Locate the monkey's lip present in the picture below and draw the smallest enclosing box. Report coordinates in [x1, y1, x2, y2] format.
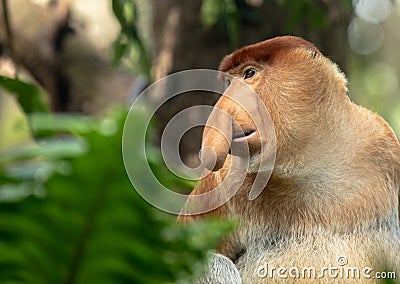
[232, 130, 257, 143]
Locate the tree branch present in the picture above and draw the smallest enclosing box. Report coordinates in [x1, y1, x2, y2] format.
[1, 0, 13, 51]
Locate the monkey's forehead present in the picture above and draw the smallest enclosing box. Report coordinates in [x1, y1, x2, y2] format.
[218, 36, 321, 73]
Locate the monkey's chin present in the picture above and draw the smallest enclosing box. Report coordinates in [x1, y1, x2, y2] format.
[247, 154, 261, 173]
[243, 150, 274, 174]
[230, 152, 261, 173]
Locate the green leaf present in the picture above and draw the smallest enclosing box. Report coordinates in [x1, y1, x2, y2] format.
[0, 76, 48, 113]
[111, 0, 128, 27]
[29, 113, 93, 135]
[0, 138, 88, 164]
[111, 0, 151, 77]
[112, 36, 129, 65]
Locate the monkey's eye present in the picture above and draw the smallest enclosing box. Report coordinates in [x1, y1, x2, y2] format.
[224, 77, 232, 89]
[243, 68, 256, 79]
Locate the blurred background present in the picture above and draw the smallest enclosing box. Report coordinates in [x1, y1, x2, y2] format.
[0, 0, 399, 283]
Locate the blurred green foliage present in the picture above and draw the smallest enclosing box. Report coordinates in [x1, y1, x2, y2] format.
[349, 56, 400, 136]
[112, 0, 351, 74]
[200, 0, 348, 47]
[276, 0, 327, 32]
[112, 0, 151, 78]
[201, 0, 241, 46]
[0, 106, 232, 283]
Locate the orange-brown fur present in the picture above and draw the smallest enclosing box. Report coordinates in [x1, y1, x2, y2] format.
[180, 36, 400, 283]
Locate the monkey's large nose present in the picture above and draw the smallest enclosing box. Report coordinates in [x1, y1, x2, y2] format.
[200, 126, 231, 171]
[200, 109, 232, 171]
[199, 146, 218, 171]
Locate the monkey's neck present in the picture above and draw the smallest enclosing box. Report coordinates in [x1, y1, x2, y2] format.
[253, 105, 399, 232]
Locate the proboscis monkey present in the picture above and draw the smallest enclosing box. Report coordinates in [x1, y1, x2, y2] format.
[180, 36, 400, 283]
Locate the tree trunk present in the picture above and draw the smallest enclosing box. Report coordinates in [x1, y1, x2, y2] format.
[0, 0, 135, 113]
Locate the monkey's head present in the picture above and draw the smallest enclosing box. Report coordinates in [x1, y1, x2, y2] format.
[200, 36, 349, 175]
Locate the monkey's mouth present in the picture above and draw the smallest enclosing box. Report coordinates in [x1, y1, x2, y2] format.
[232, 130, 256, 143]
